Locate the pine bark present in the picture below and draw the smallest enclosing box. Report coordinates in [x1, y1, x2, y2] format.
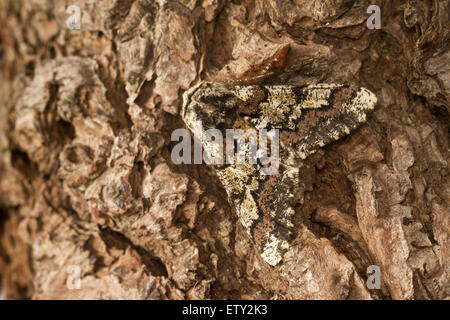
[0, 0, 448, 299]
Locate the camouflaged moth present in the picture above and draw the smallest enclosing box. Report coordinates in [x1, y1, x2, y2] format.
[181, 81, 377, 266]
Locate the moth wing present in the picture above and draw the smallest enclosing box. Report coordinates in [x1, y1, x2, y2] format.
[216, 162, 298, 266]
[232, 84, 377, 166]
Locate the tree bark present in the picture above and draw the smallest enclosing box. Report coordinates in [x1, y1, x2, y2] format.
[0, 0, 448, 299]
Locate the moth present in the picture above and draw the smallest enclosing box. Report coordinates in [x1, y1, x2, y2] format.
[181, 82, 377, 266]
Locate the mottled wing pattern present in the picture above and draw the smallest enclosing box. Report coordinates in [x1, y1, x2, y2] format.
[182, 82, 377, 265]
[230, 83, 377, 166]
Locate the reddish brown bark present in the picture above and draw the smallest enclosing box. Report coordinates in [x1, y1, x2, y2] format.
[0, 0, 448, 299]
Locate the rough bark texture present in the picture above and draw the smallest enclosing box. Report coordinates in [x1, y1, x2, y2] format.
[0, 0, 449, 300]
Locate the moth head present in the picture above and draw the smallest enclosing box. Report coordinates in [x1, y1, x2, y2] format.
[182, 82, 240, 133]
